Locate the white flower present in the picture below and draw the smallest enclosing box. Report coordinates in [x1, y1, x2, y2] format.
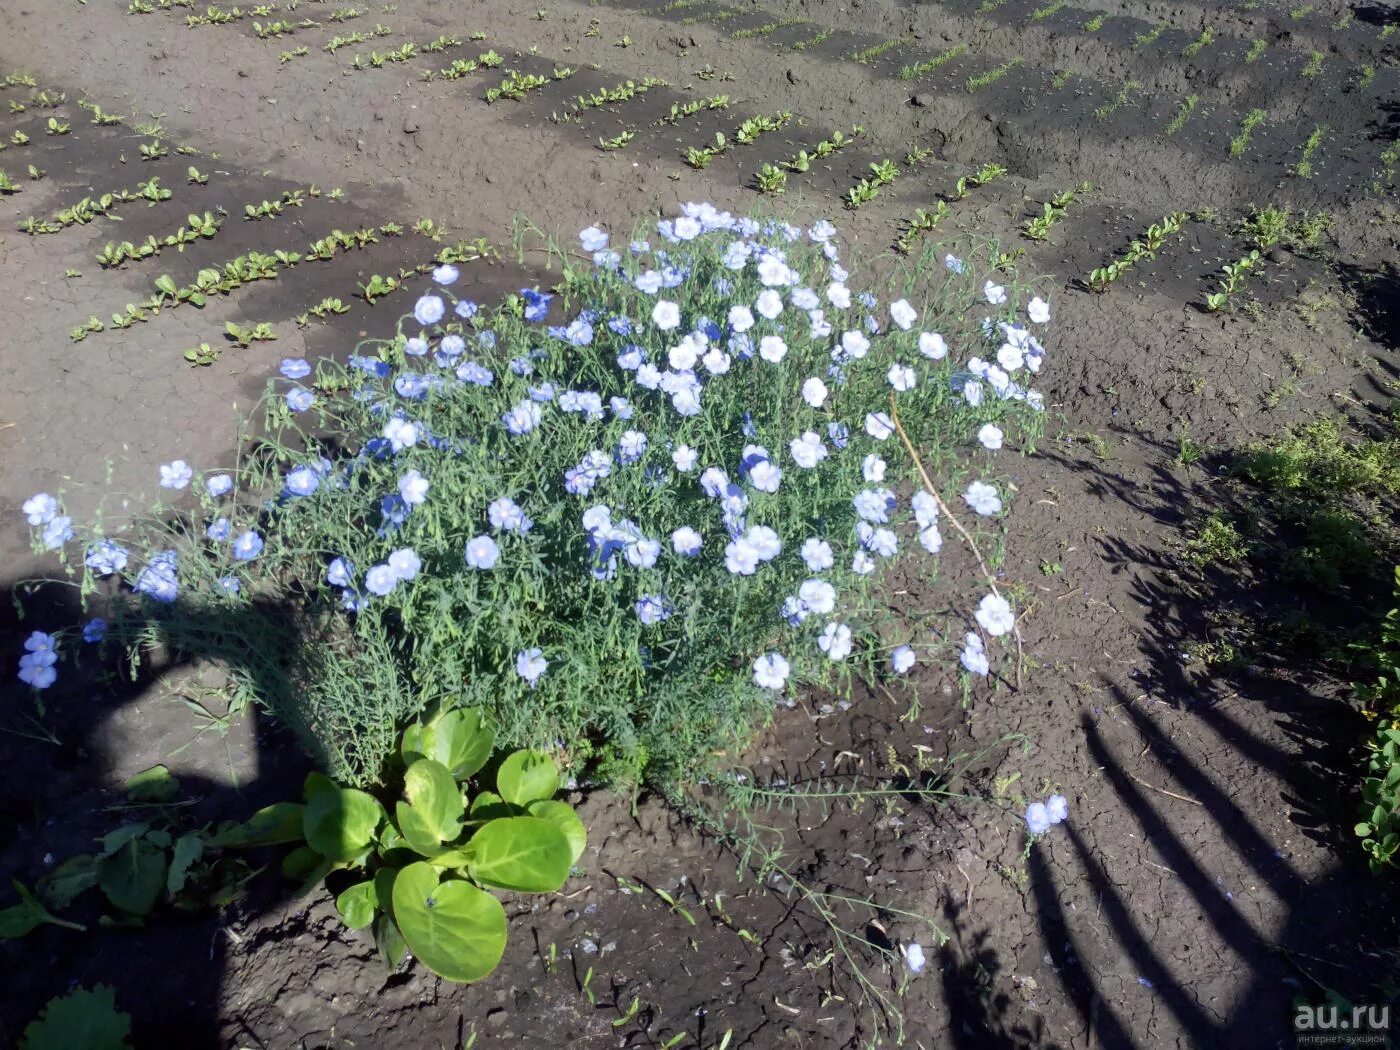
[840, 330, 870, 358]
[398, 469, 430, 505]
[757, 254, 794, 287]
[747, 526, 782, 561]
[802, 377, 828, 407]
[963, 481, 1002, 516]
[750, 460, 783, 493]
[887, 363, 916, 392]
[1047, 794, 1069, 824]
[826, 282, 851, 309]
[728, 304, 755, 332]
[673, 216, 701, 241]
[758, 335, 787, 363]
[383, 417, 419, 452]
[862, 454, 886, 483]
[652, 300, 681, 331]
[672, 445, 698, 471]
[974, 593, 1015, 636]
[755, 289, 783, 320]
[799, 579, 837, 615]
[1026, 802, 1051, 836]
[818, 622, 853, 661]
[668, 339, 700, 371]
[753, 652, 790, 690]
[901, 942, 926, 974]
[672, 526, 703, 556]
[851, 551, 876, 575]
[864, 412, 894, 441]
[726, 538, 760, 575]
[996, 342, 1024, 372]
[889, 298, 917, 331]
[159, 460, 193, 489]
[977, 424, 1004, 451]
[801, 538, 834, 571]
[983, 280, 1007, 305]
[962, 380, 984, 407]
[703, 348, 731, 375]
[918, 524, 942, 553]
[1027, 296, 1050, 324]
[911, 490, 938, 527]
[891, 645, 916, 674]
[414, 295, 446, 326]
[579, 226, 609, 252]
[789, 432, 828, 469]
[961, 632, 988, 675]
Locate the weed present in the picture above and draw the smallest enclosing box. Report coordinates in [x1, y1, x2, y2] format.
[1083, 13, 1105, 30]
[966, 58, 1021, 92]
[896, 43, 966, 81]
[1301, 50, 1324, 78]
[1244, 39, 1267, 63]
[851, 37, 907, 64]
[1133, 24, 1164, 50]
[1164, 95, 1199, 136]
[1181, 29, 1214, 59]
[732, 17, 802, 39]
[1291, 125, 1326, 178]
[1229, 108, 1266, 158]
[1031, 1, 1066, 20]
[1094, 79, 1141, 120]
[1185, 514, 1250, 567]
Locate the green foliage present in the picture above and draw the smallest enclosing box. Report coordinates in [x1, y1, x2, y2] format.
[1185, 514, 1250, 567]
[1357, 568, 1400, 872]
[20, 986, 131, 1050]
[213, 710, 582, 983]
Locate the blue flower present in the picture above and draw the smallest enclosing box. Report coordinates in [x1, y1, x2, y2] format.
[521, 288, 553, 322]
[280, 358, 311, 379]
[456, 361, 494, 386]
[231, 531, 264, 562]
[206, 474, 234, 497]
[285, 387, 316, 412]
[503, 400, 542, 436]
[22, 493, 59, 526]
[83, 618, 107, 644]
[618, 430, 648, 465]
[398, 469, 430, 506]
[608, 315, 633, 336]
[1025, 802, 1051, 836]
[455, 299, 478, 318]
[579, 225, 609, 252]
[516, 647, 548, 686]
[135, 551, 179, 603]
[206, 517, 231, 542]
[415, 295, 446, 326]
[159, 460, 193, 489]
[285, 466, 320, 497]
[671, 526, 702, 556]
[327, 557, 355, 588]
[85, 539, 129, 576]
[365, 564, 398, 596]
[563, 317, 594, 346]
[218, 575, 241, 595]
[488, 497, 532, 534]
[380, 494, 411, 527]
[387, 547, 421, 581]
[41, 516, 73, 550]
[394, 373, 430, 400]
[636, 594, 674, 625]
[465, 535, 500, 569]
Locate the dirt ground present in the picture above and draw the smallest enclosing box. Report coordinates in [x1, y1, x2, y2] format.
[1, 0, 1398, 1046]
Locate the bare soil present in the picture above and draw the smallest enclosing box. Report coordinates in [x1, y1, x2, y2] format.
[1, 0, 1398, 1046]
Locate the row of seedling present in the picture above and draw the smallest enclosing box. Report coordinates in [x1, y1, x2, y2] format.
[755, 126, 863, 193]
[96, 211, 223, 268]
[325, 24, 394, 52]
[422, 50, 504, 81]
[1086, 212, 1190, 291]
[1022, 182, 1090, 241]
[244, 187, 307, 220]
[485, 67, 574, 104]
[654, 94, 730, 127]
[893, 162, 1008, 254]
[20, 177, 175, 235]
[844, 159, 901, 209]
[1203, 249, 1262, 312]
[684, 111, 792, 169]
[551, 77, 666, 124]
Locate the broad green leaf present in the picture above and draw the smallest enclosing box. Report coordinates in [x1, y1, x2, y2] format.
[280, 845, 323, 881]
[206, 802, 306, 848]
[303, 771, 338, 801]
[467, 817, 572, 893]
[432, 708, 495, 778]
[303, 786, 383, 862]
[1, 881, 85, 938]
[166, 835, 204, 896]
[468, 791, 515, 821]
[373, 912, 407, 971]
[36, 855, 99, 910]
[336, 881, 378, 929]
[124, 765, 179, 803]
[98, 823, 149, 858]
[404, 759, 464, 841]
[392, 862, 506, 983]
[528, 800, 587, 865]
[98, 838, 168, 915]
[496, 750, 558, 807]
[428, 848, 473, 869]
[19, 984, 131, 1050]
[154, 274, 177, 296]
[395, 801, 447, 858]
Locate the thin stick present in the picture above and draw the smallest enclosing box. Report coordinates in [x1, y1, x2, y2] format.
[888, 395, 1024, 687]
[1128, 770, 1203, 806]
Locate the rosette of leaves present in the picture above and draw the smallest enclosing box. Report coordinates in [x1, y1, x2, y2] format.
[209, 707, 584, 982]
